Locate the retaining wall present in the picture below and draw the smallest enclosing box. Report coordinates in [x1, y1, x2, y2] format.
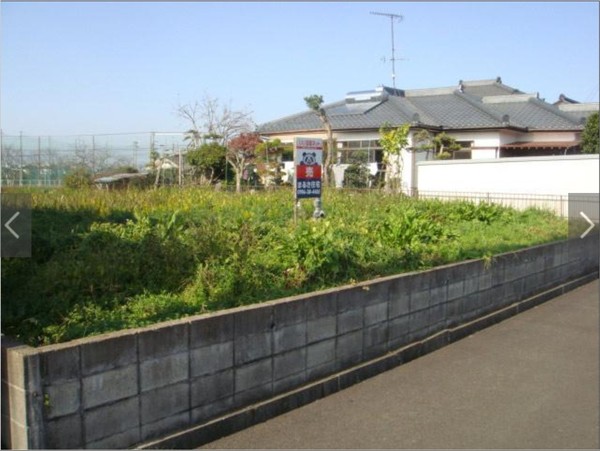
[2, 235, 599, 449]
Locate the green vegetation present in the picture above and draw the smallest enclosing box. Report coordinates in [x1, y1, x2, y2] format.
[581, 111, 599, 154]
[1, 187, 567, 346]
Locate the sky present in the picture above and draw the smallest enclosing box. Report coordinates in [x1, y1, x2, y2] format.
[1, 1, 599, 137]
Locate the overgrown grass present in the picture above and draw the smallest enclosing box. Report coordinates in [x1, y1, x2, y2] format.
[1, 187, 567, 346]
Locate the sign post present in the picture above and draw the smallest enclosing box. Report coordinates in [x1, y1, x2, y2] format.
[294, 138, 324, 223]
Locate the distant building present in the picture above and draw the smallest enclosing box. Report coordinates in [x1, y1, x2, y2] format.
[258, 77, 599, 190]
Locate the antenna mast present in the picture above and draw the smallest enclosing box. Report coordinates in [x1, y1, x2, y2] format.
[370, 11, 403, 89]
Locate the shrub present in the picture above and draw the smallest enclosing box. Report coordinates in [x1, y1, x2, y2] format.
[63, 167, 93, 188]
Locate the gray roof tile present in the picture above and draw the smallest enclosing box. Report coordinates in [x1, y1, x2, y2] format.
[258, 78, 591, 134]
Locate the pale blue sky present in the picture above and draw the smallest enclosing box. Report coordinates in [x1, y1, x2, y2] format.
[1, 1, 599, 136]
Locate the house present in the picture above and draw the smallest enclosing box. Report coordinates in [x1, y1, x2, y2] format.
[258, 77, 599, 190]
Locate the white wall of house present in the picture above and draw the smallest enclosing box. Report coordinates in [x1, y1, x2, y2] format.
[417, 154, 599, 196]
[269, 128, 587, 189]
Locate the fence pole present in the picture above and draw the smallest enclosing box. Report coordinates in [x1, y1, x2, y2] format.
[19, 131, 23, 186]
[37, 136, 42, 186]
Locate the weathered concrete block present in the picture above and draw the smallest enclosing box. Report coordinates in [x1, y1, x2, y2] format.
[83, 364, 137, 409]
[360, 281, 390, 307]
[408, 309, 430, 335]
[190, 342, 233, 378]
[141, 411, 189, 442]
[235, 382, 272, 407]
[141, 381, 190, 425]
[336, 330, 363, 368]
[274, 348, 306, 381]
[490, 260, 506, 288]
[489, 285, 508, 309]
[363, 323, 388, 359]
[235, 359, 272, 393]
[139, 322, 188, 361]
[45, 413, 83, 449]
[306, 360, 336, 381]
[504, 278, 524, 304]
[306, 292, 337, 320]
[479, 271, 493, 291]
[388, 314, 409, 349]
[410, 289, 430, 312]
[503, 261, 523, 283]
[273, 322, 306, 354]
[431, 266, 451, 289]
[81, 333, 137, 376]
[234, 305, 273, 336]
[463, 275, 479, 295]
[409, 271, 433, 292]
[337, 286, 365, 313]
[191, 369, 234, 408]
[306, 339, 335, 369]
[364, 301, 387, 327]
[447, 280, 464, 301]
[306, 316, 336, 344]
[430, 285, 447, 306]
[40, 346, 80, 383]
[140, 352, 189, 392]
[273, 370, 307, 395]
[190, 312, 234, 349]
[428, 303, 447, 333]
[235, 332, 272, 365]
[88, 426, 140, 449]
[273, 298, 307, 327]
[44, 379, 80, 419]
[337, 308, 363, 335]
[388, 277, 410, 318]
[523, 273, 543, 298]
[85, 396, 139, 443]
[191, 396, 235, 425]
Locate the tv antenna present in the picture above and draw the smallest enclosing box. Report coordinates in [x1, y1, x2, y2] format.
[370, 11, 404, 89]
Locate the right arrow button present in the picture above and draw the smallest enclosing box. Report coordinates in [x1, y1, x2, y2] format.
[579, 211, 596, 239]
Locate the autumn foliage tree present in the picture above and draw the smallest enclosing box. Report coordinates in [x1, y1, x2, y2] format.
[227, 132, 262, 192]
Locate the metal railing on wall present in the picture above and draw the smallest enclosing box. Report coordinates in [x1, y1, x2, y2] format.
[413, 190, 568, 216]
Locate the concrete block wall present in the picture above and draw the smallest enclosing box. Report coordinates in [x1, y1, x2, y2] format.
[2, 234, 598, 449]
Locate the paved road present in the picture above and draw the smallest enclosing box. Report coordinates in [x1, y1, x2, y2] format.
[203, 280, 599, 449]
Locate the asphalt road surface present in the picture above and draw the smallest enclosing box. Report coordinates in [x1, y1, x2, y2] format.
[202, 280, 599, 449]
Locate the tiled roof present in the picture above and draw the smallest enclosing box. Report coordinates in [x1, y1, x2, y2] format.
[258, 78, 596, 134]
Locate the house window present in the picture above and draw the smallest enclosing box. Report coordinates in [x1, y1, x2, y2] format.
[453, 141, 473, 159]
[337, 140, 382, 164]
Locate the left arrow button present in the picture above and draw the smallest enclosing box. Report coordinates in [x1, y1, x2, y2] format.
[5, 211, 20, 239]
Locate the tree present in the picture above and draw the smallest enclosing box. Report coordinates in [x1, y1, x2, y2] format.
[343, 164, 371, 189]
[304, 95, 334, 187]
[379, 123, 410, 193]
[581, 112, 599, 154]
[255, 138, 285, 186]
[433, 132, 461, 159]
[186, 142, 227, 185]
[410, 130, 461, 159]
[177, 94, 254, 147]
[227, 132, 262, 193]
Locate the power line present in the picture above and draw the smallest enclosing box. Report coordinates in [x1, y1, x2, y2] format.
[370, 11, 404, 90]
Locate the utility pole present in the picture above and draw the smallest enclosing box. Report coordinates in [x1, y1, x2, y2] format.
[370, 11, 404, 90]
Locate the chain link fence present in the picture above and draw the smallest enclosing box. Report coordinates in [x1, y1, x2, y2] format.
[1, 132, 187, 186]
